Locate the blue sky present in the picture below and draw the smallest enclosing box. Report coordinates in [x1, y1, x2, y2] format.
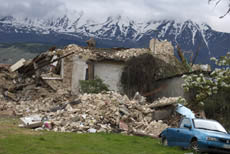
[0, 0, 229, 32]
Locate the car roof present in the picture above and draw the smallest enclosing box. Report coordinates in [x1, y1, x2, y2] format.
[182, 117, 218, 122]
[193, 118, 218, 122]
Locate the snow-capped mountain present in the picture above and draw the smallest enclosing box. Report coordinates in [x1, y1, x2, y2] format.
[0, 15, 230, 64]
[0, 15, 211, 42]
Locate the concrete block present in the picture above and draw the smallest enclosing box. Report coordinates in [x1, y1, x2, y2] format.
[10, 58, 26, 72]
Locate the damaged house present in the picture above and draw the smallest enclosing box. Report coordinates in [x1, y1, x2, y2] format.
[59, 39, 188, 99]
[0, 39, 202, 135]
[7, 39, 192, 101]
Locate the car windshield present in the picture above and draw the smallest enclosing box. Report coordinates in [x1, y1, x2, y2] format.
[194, 119, 227, 133]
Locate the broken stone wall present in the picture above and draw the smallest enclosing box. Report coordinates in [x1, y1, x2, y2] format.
[61, 59, 64, 78]
[149, 39, 174, 56]
[71, 55, 88, 95]
[63, 54, 74, 90]
[152, 77, 185, 100]
[94, 61, 125, 92]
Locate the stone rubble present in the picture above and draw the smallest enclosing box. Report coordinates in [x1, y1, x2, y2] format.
[60, 44, 150, 62]
[0, 88, 185, 137]
[0, 41, 186, 102]
[148, 97, 186, 109]
[0, 42, 186, 137]
[58, 40, 180, 65]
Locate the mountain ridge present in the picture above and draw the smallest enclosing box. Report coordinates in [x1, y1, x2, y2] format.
[0, 15, 230, 65]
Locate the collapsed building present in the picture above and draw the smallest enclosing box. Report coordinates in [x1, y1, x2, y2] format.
[33, 39, 187, 98]
[4, 39, 188, 98]
[0, 39, 202, 137]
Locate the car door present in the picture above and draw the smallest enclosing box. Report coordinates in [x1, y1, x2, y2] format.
[166, 128, 182, 146]
[176, 118, 193, 147]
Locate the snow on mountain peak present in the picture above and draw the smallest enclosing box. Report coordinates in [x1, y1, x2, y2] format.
[0, 14, 213, 44]
[1, 14, 229, 66]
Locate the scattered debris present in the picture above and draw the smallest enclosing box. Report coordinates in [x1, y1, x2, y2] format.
[20, 114, 43, 128]
[9, 58, 26, 72]
[133, 92, 146, 105]
[0, 43, 191, 138]
[44, 121, 54, 130]
[1, 88, 186, 137]
[147, 97, 181, 109]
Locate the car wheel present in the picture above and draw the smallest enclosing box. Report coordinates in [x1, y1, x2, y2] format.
[190, 140, 200, 154]
[161, 137, 168, 146]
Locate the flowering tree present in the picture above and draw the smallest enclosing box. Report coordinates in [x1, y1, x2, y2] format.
[182, 52, 230, 105]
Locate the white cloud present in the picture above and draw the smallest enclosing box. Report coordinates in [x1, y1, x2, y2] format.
[0, 0, 66, 17]
[0, 0, 229, 32]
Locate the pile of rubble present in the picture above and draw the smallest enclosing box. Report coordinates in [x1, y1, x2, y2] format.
[61, 44, 150, 61]
[1, 88, 185, 137]
[43, 92, 170, 136]
[0, 50, 71, 102]
[0, 41, 186, 101]
[0, 69, 64, 101]
[0, 58, 185, 137]
[60, 44, 182, 66]
[0, 43, 188, 137]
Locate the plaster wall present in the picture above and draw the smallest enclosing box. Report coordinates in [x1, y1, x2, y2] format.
[94, 62, 125, 92]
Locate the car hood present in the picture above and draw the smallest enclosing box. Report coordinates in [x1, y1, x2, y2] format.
[196, 129, 230, 139]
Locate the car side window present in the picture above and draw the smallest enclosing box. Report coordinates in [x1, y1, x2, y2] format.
[180, 118, 191, 129]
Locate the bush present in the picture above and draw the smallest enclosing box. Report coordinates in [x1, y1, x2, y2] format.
[79, 77, 109, 94]
[120, 53, 187, 100]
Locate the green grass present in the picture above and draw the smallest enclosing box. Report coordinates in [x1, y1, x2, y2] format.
[0, 117, 189, 154]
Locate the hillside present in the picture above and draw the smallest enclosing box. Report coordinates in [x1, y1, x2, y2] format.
[0, 43, 56, 64]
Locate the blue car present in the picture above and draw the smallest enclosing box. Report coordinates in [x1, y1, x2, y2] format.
[159, 117, 230, 153]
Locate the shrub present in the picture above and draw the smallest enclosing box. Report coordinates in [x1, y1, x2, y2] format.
[120, 53, 187, 100]
[79, 77, 109, 94]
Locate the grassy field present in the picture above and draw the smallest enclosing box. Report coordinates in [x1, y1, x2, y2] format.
[0, 117, 189, 154]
